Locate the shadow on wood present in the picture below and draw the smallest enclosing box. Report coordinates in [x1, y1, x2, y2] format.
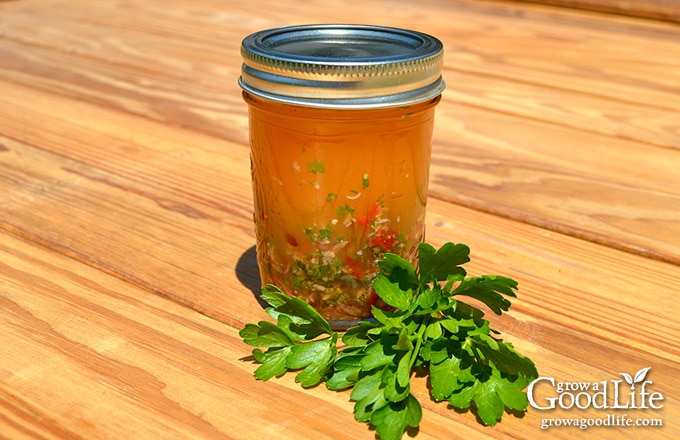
[236, 245, 267, 309]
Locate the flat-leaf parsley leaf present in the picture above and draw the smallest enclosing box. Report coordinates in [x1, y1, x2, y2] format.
[240, 242, 538, 439]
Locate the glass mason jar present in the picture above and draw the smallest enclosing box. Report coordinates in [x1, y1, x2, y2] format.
[239, 24, 445, 329]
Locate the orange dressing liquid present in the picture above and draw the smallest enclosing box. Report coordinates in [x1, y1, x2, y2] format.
[245, 91, 439, 322]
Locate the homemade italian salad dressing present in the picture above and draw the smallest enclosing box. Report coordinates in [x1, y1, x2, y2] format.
[239, 25, 445, 328]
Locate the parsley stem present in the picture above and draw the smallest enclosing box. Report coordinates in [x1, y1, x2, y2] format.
[409, 316, 429, 370]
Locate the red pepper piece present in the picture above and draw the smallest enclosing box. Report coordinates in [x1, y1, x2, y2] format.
[369, 230, 398, 251]
[356, 202, 382, 226]
[344, 256, 365, 278]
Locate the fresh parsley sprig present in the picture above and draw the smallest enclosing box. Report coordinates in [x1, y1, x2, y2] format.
[240, 242, 538, 440]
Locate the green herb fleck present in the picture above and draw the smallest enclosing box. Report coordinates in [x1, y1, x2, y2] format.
[240, 242, 538, 440]
[336, 203, 355, 217]
[362, 173, 370, 189]
[326, 193, 337, 202]
[308, 160, 325, 174]
[318, 224, 334, 242]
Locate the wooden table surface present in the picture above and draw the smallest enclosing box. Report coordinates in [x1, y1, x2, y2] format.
[1, 0, 679, 439]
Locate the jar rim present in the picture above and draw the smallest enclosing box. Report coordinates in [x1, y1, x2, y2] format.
[238, 24, 445, 109]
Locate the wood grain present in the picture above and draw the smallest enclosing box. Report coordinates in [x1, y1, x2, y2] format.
[1, 0, 679, 439]
[505, 0, 680, 23]
[0, 232, 372, 440]
[1, 0, 678, 265]
[429, 104, 680, 264]
[2, 145, 679, 438]
[2, 126, 678, 352]
[1, 70, 678, 266]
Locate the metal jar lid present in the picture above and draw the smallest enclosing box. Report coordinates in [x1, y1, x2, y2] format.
[239, 24, 445, 108]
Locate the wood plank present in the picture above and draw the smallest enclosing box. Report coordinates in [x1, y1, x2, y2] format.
[0, 38, 246, 144]
[0, 0, 246, 81]
[1, 80, 678, 265]
[0, 136, 257, 329]
[1, 127, 679, 368]
[506, 0, 680, 23]
[1, 79, 678, 440]
[1, 1, 678, 151]
[444, 70, 680, 149]
[2, 150, 679, 438]
[1, 0, 678, 166]
[217, 0, 680, 114]
[0, 387, 77, 440]
[436, 2, 680, 114]
[0, 79, 249, 210]
[2, 1, 679, 439]
[429, 105, 680, 264]
[2, 0, 680, 115]
[0, 232, 372, 440]
[1, 34, 677, 152]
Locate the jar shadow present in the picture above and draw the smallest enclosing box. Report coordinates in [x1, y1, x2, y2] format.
[235, 245, 267, 309]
